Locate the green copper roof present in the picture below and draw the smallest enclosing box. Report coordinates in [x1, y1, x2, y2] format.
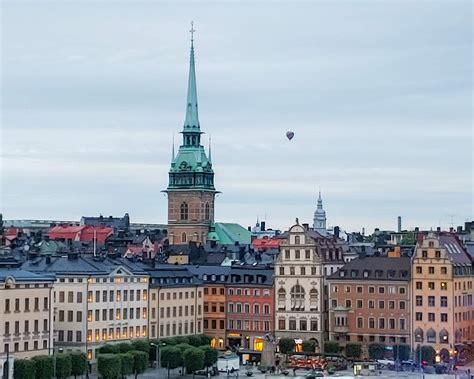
[183, 39, 200, 131]
[207, 223, 251, 245]
[170, 145, 212, 173]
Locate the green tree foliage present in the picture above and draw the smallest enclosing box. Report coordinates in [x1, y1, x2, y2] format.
[302, 340, 317, 353]
[400, 232, 416, 245]
[161, 337, 177, 345]
[55, 354, 72, 379]
[368, 343, 385, 360]
[175, 343, 193, 354]
[345, 343, 362, 358]
[199, 335, 212, 346]
[394, 344, 410, 361]
[278, 338, 295, 355]
[98, 354, 121, 379]
[188, 335, 203, 347]
[130, 350, 148, 379]
[117, 343, 133, 353]
[32, 355, 54, 379]
[0, 213, 4, 236]
[324, 341, 340, 354]
[161, 346, 183, 374]
[131, 340, 150, 354]
[173, 336, 190, 345]
[183, 347, 205, 374]
[119, 353, 134, 377]
[416, 346, 436, 364]
[13, 359, 36, 379]
[99, 345, 120, 354]
[199, 346, 218, 368]
[70, 352, 87, 379]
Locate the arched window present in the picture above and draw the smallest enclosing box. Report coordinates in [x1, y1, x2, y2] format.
[181, 232, 187, 243]
[263, 304, 270, 314]
[439, 329, 449, 344]
[427, 328, 436, 343]
[278, 288, 286, 310]
[414, 327, 424, 342]
[228, 303, 234, 313]
[205, 203, 210, 220]
[180, 202, 188, 220]
[310, 288, 319, 310]
[244, 303, 250, 313]
[290, 284, 305, 311]
[253, 303, 260, 314]
[236, 303, 242, 313]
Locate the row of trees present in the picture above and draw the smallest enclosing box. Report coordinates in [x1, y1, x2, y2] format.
[14, 352, 87, 379]
[277, 339, 435, 363]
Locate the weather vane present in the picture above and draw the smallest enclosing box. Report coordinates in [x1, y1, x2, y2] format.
[190, 21, 195, 42]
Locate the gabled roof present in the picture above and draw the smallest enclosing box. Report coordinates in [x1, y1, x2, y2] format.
[211, 223, 251, 245]
[0, 268, 55, 282]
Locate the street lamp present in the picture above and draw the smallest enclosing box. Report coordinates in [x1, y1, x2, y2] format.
[150, 342, 166, 370]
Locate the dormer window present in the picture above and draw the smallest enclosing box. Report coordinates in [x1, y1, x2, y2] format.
[388, 270, 395, 278]
[363, 270, 370, 278]
[211, 275, 216, 281]
[339, 270, 345, 277]
[422, 250, 428, 258]
[375, 270, 383, 278]
[203, 275, 208, 281]
[351, 270, 358, 278]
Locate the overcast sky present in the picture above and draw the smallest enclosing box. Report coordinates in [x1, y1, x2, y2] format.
[1, 1, 472, 233]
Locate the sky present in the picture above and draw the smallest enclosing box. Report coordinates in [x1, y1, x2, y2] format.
[1, 0, 472, 233]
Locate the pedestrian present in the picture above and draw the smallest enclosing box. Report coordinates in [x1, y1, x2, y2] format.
[293, 367, 296, 376]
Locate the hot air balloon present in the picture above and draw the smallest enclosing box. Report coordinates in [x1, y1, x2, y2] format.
[286, 131, 294, 141]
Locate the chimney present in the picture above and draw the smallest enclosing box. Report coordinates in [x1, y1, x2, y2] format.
[302, 223, 309, 231]
[437, 227, 441, 232]
[415, 227, 419, 233]
[260, 221, 266, 231]
[457, 226, 463, 234]
[397, 216, 402, 233]
[362, 227, 365, 236]
[449, 227, 454, 233]
[334, 226, 340, 239]
[45, 256, 51, 265]
[248, 226, 251, 232]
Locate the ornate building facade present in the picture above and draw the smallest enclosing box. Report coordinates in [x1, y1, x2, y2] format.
[274, 223, 325, 351]
[165, 31, 218, 245]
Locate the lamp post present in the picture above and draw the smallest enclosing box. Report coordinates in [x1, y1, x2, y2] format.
[150, 342, 166, 370]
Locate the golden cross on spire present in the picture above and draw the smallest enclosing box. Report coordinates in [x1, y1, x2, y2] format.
[190, 21, 195, 42]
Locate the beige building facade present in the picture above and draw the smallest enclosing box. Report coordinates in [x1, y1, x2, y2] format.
[0, 269, 55, 377]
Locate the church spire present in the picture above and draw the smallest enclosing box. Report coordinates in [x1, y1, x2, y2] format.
[171, 134, 175, 163]
[208, 134, 212, 163]
[183, 21, 200, 131]
[313, 189, 327, 235]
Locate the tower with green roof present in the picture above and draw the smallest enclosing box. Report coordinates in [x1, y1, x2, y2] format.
[164, 24, 218, 245]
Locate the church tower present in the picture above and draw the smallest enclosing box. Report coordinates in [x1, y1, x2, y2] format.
[313, 190, 327, 236]
[164, 24, 218, 245]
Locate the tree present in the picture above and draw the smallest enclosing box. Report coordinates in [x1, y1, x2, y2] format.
[70, 352, 87, 379]
[0, 213, 4, 237]
[416, 346, 436, 364]
[119, 353, 134, 377]
[199, 346, 218, 372]
[117, 343, 133, 353]
[302, 340, 317, 354]
[175, 343, 193, 354]
[55, 354, 72, 379]
[345, 343, 362, 359]
[98, 354, 121, 379]
[393, 344, 410, 361]
[324, 341, 340, 354]
[32, 355, 54, 379]
[13, 359, 36, 379]
[99, 345, 120, 354]
[173, 336, 190, 345]
[199, 335, 212, 346]
[130, 350, 148, 379]
[188, 335, 203, 347]
[183, 347, 205, 375]
[131, 340, 150, 354]
[278, 338, 295, 355]
[400, 232, 416, 245]
[161, 346, 182, 376]
[161, 337, 178, 346]
[368, 343, 385, 360]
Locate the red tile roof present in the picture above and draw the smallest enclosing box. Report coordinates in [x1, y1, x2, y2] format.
[48, 225, 113, 243]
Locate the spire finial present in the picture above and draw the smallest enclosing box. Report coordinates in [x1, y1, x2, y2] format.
[171, 134, 175, 163]
[190, 21, 195, 43]
[208, 134, 212, 163]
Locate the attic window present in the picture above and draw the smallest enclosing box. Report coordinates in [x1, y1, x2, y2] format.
[388, 270, 395, 278]
[375, 270, 383, 278]
[363, 270, 370, 278]
[351, 270, 358, 278]
[400, 270, 408, 278]
[339, 270, 345, 277]
[203, 275, 208, 281]
[211, 275, 216, 281]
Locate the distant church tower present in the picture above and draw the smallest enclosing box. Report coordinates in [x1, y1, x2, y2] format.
[164, 24, 218, 245]
[313, 190, 327, 236]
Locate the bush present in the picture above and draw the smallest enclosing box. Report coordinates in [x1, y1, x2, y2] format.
[161, 346, 182, 370]
[161, 337, 177, 346]
[199, 345, 218, 368]
[173, 336, 190, 345]
[131, 340, 150, 354]
[32, 355, 54, 379]
[130, 350, 148, 377]
[368, 343, 385, 360]
[345, 343, 362, 359]
[70, 352, 87, 378]
[119, 353, 134, 376]
[188, 335, 203, 347]
[183, 347, 205, 374]
[324, 341, 340, 354]
[175, 343, 193, 354]
[98, 354, 121, 379]
[278, 338, 295, 355]
[13, 359, 36, 379]
[394, 344, 410, 361]
[55, 354, 72, 379]
[302, 340, 317, 353]
[117, 343, 133, 353]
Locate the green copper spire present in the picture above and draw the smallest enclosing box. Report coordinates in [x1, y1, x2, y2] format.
[183, 22, 200, 131]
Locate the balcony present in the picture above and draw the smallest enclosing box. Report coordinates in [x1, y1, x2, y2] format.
[333, 325, 349, 333]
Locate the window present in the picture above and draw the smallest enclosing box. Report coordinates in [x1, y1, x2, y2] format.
[378, 300, 385, 309]
[204, 203, 210, 220]
[278, 319, 285, 330]
[300, 267, 306, 275]
[295, 236, 300, 244]
[416, 282, 422, 290]
[300, 320, 307, 331]
[290, 285, 305, 311]
[368, 318, 375, 329]
[278, 288, 286, 310]
[416, 266, 422, 274]
[356, 300, 363, 308]
[400, 319, 406, 330]
[24, 298, 29, 311]
[378, 318, 385, 329]
[345, 300, 351, 308]
[368, 286, 375, 294]
[441, 296, 448, 307]
[378, 287, 385, 294]
[357, 286, 363, 293]
[422, 250, 428, 258]
[368, 300, 374, 309]
[357, 317, 363, 328]
[399, 301, 406, 309]
[435, 250, 441, 258]
[279, 267, 284, 275]
[345, 286, 351, 293]
[429, 267, 434, 274]
[399, 287, 406, 294]
[440, 282, 447, 290]
[285, 250, 290, 259]
[305, 250, 310, 259]
[428, 296, 435, 307]
[181, 232, 187, 243]
[428, 282, 435, 290]
[441, 266, 447, 274]
[416, 296, 423, 306]
[441, 313, 448, 322]
[290, 267, 295, 275]
[288, 319, 296, 330]
[5, 299, 10, 312]
[428, 313, 435, 322]
[389, 318, 395, 329]
[415, 312, 422, 321]
[309, 289, 318, 310]
[389, 301, 395, 309]
[180, 202, 188, 220]
[295, 250, 300, 259]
